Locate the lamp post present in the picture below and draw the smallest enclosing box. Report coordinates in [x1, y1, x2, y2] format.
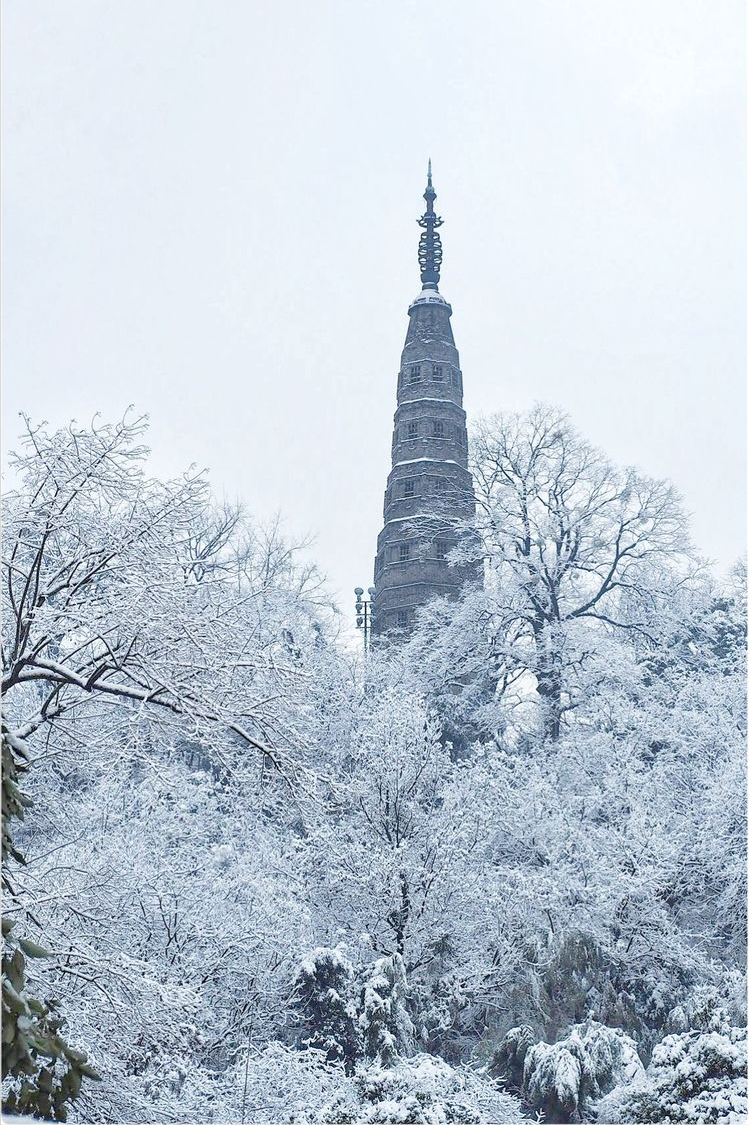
[354, 586, 376, 652]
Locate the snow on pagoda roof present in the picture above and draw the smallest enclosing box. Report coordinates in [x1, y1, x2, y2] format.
[408, 287, 451, 311]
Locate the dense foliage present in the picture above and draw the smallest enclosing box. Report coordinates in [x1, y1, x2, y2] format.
[597, 1007, 747, 1124]
[2, 409, 745, 1123]
[2, 728, 99, 1121]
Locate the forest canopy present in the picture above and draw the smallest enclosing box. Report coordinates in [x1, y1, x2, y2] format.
[2, 409, 746, 1124]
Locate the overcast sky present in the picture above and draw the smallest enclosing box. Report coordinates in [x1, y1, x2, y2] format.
[3, 0, 746, 626]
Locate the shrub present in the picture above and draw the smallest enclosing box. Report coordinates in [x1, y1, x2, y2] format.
[495, 1018, 644, 1122]
[490, 1024, 535, 1092]
[319, 1053, 524, 1124]
[599, 1019, 747, 1124]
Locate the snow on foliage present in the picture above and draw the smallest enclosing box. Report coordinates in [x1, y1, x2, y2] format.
[237, 1043, 348, 1124]
[293, 948, 359, 1073]
[598, 1016, 748, 1124]
[319, 1053, 525, 1124]
[1, 410, 745, 1123]
[360, 955, 414, 1066]
[505, 1019, 645, 1122]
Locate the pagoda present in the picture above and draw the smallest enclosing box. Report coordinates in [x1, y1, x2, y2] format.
[371, 164, 479, 636]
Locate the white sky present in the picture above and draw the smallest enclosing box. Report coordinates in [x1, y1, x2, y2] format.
[2, 0, 746, 624]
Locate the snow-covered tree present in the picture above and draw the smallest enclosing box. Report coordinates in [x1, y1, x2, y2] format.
[320, 1054, 525, 1124]
[2, 726, 99, 1121]
[360, 954, 414, 1066]
[293, 948, 359, 1073]
[2, 414, 334, 779]
[517, 1019, 644, 1122]
[301, 689, 525, 1056]
[599, 1016, 747, 1124]
[1, 415, 344, 1119]
[410, 403, 693, 742]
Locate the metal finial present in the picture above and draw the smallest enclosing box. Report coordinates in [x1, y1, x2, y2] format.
[417, 162, 443, 289]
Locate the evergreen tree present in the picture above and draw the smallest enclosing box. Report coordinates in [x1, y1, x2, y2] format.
[511, 1019, 645, 1123]
[2, 726, 99, 1121]
[293, 948, 359, 1074]
[360, 954, 414, 1066]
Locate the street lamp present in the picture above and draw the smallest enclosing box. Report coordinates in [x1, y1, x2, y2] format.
[354, 586, 376, 652]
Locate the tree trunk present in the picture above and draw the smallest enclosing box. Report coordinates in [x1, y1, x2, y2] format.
[534, 620, 563, 741]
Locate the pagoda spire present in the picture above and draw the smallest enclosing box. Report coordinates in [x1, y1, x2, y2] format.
[417, 159, 444, 291]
